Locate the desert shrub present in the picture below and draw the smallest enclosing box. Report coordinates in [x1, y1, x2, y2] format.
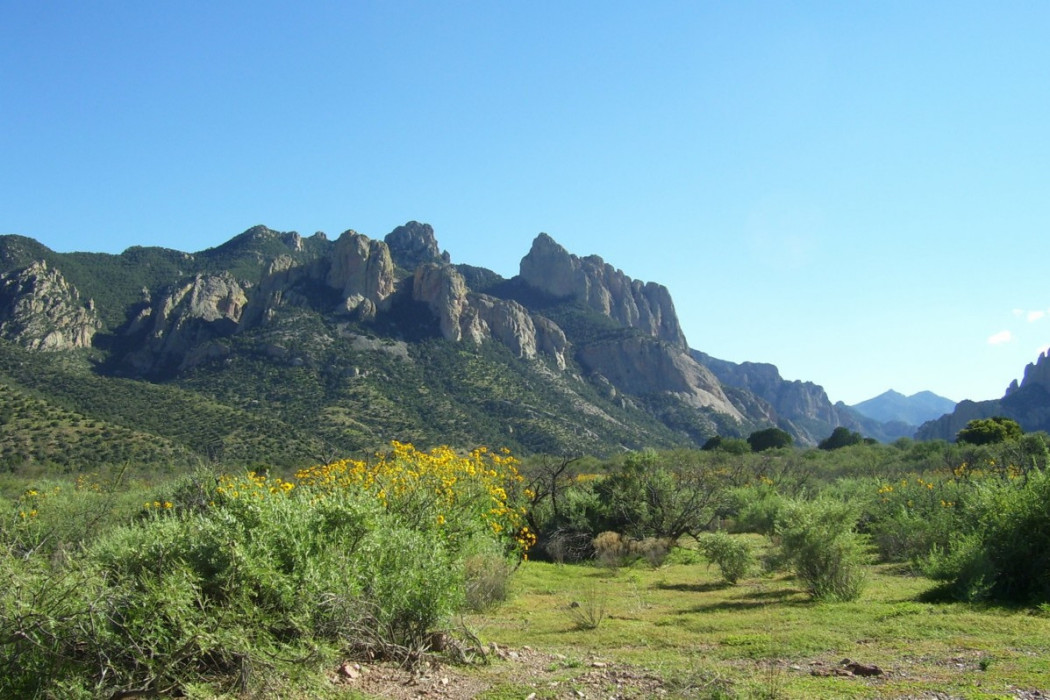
[922, 468, 1050, 603]
[0, 442, 532, 696]
[776, 498, 869, 601]
[594, 450, 738, 541]
[542, 527, 595, 564]
[592, 531, 672, 569]
[464, 548, 515, 611]
[528, 480, 602, 562]
[4, 473, 152, 558]
[922, 533, 996, 602]
[593, 530, 627, 568]
[628, 536, 672, 568]
[831, 474, 956, 564]
[697, 531, 754, 584]
[730, 484, 787, 537]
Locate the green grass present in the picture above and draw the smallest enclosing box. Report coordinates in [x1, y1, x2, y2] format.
[464, 541, 1050, 699]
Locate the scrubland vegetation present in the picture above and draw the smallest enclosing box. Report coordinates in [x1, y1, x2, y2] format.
[3, 425, 1050, 697]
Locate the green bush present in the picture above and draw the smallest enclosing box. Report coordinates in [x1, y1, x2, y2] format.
[776, 499, 869, 601]
[860, 475, 968, 564]
[922, 468, 1050, 603]
[730, 484, 786, 537]
[0, 447, 529, 696]
[697, 531, 753, 584]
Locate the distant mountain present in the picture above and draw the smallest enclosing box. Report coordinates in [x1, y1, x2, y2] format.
[851, 390, 956, 427]
[916, 352, 1050, 441]
[0, 221, 919, 471]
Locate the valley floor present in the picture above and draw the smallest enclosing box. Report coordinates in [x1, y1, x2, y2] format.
[333, 553, 1050, 699]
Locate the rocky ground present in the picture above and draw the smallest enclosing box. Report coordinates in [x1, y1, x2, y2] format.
[327, 645, 1050, 700]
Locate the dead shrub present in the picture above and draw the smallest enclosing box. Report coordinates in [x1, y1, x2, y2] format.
[463, 553, 513, 611]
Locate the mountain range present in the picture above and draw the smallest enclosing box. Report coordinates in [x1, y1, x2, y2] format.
[851, 390, 957, 428]
[0, 222, 975, 470]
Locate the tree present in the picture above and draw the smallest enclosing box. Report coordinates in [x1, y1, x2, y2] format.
[594, 450, 741, 542]
[747, 427, 793, 452]
[956, 416, 1023, 445]
[818, 426, 864, 450]
[701, 435, 750, 455]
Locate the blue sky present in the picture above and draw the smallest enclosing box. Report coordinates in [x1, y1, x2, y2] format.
[3, 2, 1048, 405]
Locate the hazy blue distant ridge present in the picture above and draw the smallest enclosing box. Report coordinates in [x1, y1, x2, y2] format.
[851, 390, 956, 426]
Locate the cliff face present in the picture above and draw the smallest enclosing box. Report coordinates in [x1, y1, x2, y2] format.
[123, 273, 248, 373]
[519, 233, 688, 349]
[412, 263, 569, 369]
[579, 338, 743, 419]
[0, 261, 101, 350]
[325, 231, 398, 320]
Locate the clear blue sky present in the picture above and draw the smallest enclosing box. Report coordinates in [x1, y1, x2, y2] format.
[3, 2, 1048, 405]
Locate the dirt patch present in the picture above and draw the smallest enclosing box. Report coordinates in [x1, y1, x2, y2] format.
[329, 644, 670, 699]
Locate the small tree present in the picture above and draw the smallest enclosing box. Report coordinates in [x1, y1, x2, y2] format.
[702, 435, 751, 455]
[747, 427, 793, 452]
[956, 416, 1023, 445]
[818, 426, 864, 450]
[594, 450, 741, 542]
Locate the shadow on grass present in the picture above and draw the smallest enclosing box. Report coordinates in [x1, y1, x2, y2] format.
[655, 581, 732, 593]
[915, 583, 960, 604]
[676, 587, 811, 614]
[915, 582, 1043, 612]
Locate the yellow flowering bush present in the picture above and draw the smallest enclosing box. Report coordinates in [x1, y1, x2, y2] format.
[295, 441, 535, 557]
[0, 444, 534, 695]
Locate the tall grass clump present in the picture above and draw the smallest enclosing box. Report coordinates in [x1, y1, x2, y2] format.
[0, 442, 532, 697]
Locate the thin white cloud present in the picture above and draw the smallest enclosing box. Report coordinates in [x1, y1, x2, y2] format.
[1010, 308, 1048, 322]
[988, 330, 1013, 345]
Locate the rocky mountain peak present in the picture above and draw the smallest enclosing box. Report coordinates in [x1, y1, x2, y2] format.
[1019, 351, 1050, 392]
[385, 221, 450, 271]
[519, 233, 688, 349]
[325, 231, 397, 320]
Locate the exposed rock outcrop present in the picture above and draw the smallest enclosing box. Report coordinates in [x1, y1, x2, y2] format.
[519, 234, 688, 348]
[123, 273, 247, 373]
[695, 353, 841, 425]
[533, 316, 570, 371]
[412, 263, 569, 368]
[385, 221, 450, 271]
[579, 337, 742, 419]
[326, 231, 397, 320]
[0, 261, 101, 350]
[412, 264, 472, 342]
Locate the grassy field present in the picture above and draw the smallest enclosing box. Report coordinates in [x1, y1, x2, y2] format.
[439, 543, 1050, 700]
